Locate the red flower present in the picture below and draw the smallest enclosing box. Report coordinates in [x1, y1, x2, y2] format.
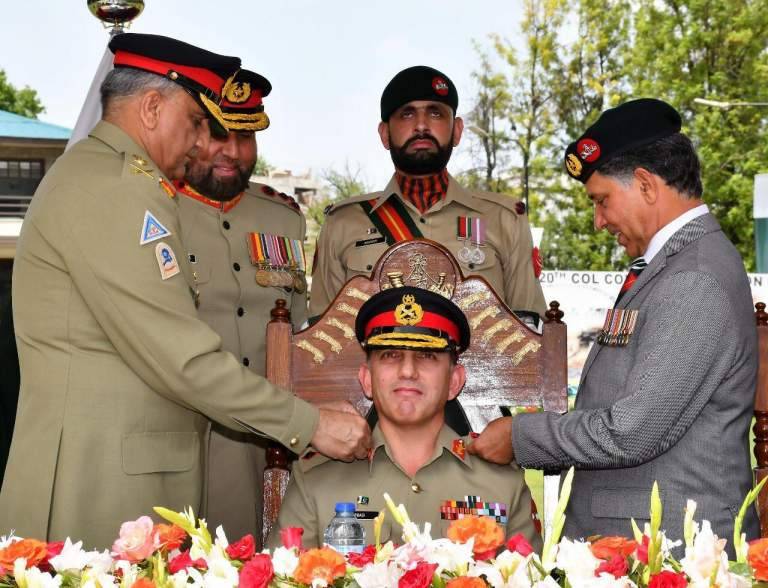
[506, 533, 534, 556]
[168, 549, 207, 574]
[347, 544, 377, 567]
[648, 570, 687, 588]
[280, 527, 304, 550]
[399, 561, 438, 588]
[131, 579, 156, 588]
[636, 535, 650, 564]
[239, 554, 274, 588]
[226, 534, 255, 561]
[154, 524, 187, 552]
[595, 554, 629, 578]
[38, 541, 65, 572]
[749, 538, 768, 581]
[590, 536, 637, 561]
[447, 516, 505, 560]
[0, 539, 48, 570]
[446, 578, 487, 588]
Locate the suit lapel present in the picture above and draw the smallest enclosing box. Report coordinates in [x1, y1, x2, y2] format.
[578, 213, 719, 385]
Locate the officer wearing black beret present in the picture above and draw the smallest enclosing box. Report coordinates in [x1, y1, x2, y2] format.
[470, 97, 760, 554]
[1, 34, 370, 547]
[310, 65, 546, 324]
[267, 286, 541, 551]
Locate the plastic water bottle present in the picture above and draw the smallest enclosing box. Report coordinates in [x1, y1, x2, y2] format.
[323, 502, 365, 554]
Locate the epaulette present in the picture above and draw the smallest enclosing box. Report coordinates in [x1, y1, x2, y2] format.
[472, 190, 525, 215]
[297, 449, 331, 473]
[252, 183, 301, 212]
[123, 153, 176, 199]
[324, 191, 384, 216]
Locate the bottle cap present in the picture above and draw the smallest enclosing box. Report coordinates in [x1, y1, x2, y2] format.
[334, 502, 355, 513]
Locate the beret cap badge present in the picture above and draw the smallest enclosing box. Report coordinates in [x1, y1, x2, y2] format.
[395, 294, 424, 326]
[566, 154, 583, 177]
[577, 138, 601, 162]
[432, 76, 450, 96]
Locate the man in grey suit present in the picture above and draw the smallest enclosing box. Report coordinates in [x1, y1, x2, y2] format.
[469, 98, 759, 548]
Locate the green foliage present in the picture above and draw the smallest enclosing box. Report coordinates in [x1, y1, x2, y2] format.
[0, 70, 44, 119]
[253, 156, 273, 177]
[467, 0, 768, 270]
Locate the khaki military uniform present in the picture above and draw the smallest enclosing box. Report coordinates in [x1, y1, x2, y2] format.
[309, 174, 546, 318]
[0, 121, 318, 548]
[266, 424, 541, 552]
[177, 183, 308, 544]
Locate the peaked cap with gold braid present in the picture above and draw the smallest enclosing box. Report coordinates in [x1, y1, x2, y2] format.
[220, 69, 272, 131]
[355, 286, 470, 354]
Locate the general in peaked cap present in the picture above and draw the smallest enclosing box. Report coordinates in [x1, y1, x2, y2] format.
[355, 286, 471, 354]
[564, 98, 682, 182]
[220, 69, 272, 131]
[109, 33, 240, 135]
[380, 65, 459, 121]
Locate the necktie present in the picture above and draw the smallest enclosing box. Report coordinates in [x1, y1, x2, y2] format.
[616, 257, 647, 305]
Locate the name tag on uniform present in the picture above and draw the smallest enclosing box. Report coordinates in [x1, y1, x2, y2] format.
[355, 236, 386, 247]
[353, 510, 379, 520]
[597, 308, 639, 346]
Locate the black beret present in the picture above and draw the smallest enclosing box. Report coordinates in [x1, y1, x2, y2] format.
[220, 69, 272, 132]
[380, 66, 458, 122]
[355, 286, 470, 354]
[564, 98, 682, 183]
[109, 33, 241, 136]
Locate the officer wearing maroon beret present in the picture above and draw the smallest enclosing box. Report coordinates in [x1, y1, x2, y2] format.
[1, 34, 370, 548]
[267, 286, 541, 551]
[310, 65, 546, 321]
[470, 98, 759, 553]
[175, 68, 311, 545]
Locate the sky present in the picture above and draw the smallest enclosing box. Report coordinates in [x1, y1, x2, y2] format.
[0, 0, 524, 188]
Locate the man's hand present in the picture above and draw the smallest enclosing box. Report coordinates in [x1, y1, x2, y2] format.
[311, 403, 372, 462]
[467, 416, 514, 465]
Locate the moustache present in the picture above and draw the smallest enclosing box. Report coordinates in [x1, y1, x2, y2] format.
[403, 134, 440, 149]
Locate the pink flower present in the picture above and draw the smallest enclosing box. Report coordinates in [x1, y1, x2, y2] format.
[636, 535, 650, 565]
[347, 545, 377, 567]
[168, 550, 207, 574]
[280, 527, 304, 550]
[112, 516, 160, 562]
[506, 533, 534, 556]
[595, 554, 629, 578]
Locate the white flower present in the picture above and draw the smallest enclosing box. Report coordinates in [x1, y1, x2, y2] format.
[114, 560, 138, 587]
[570, 573, 636, 588]
[171, 567, 206, 588]
[13, 559, 62, 588]
[681, 520, 727, 586]
[468, 561, 506, 588]
[555, 538, 600, 580]
[424, 537, 474, 575]
[214, 525, 229, 549]
[533, 577, 562, 588]
[311, 579, 328, 588]
[49, 538, 103, 572]
[201, 545, 239, 588]
[0, 532, 20, 549]
[270, 546, 299, 576]
[353, 561, 403, 588]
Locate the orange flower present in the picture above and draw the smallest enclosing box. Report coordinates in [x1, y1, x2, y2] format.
[447, 516, 505, 559]
[154, 524, 186, 552]
[749, 538, 768, 581]
[293, 547, 346, 585]
[131, 579, 156, 588]
[0, 539, 48, 570]
[446, 577, 487, 588]
[590, 536, 638, 560]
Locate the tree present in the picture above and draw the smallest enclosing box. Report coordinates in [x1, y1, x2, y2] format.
[540, 0, 633, 270]
[0, 70, 44, 119]
[253, 156, 273, 177]
[627, 0, 768, 271]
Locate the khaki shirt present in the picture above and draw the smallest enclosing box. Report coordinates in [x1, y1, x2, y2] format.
[309, 174, 546, 318]
[0, 121, 318, 548]
[266, 424, 541, 552]
[177, 183, 308, 542]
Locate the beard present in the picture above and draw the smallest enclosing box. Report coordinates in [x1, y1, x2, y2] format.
[184, 159, 255, 201]
[389, 131, 454, 176]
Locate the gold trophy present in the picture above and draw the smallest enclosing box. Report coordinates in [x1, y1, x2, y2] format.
[87, 0, 145, 31]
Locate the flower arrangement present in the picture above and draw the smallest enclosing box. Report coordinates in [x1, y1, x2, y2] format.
[0, 469, 765, 588]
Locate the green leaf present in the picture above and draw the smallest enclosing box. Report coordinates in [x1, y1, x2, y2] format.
[542, 466, 574, 569]
[733, 476, 767, 563]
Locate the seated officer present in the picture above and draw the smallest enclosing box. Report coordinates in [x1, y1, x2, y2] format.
[266, 286, 541, 550]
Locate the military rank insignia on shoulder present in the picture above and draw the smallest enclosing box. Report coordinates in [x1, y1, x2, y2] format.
[473, 190, 526, 216]
[259, 184, 300, 212]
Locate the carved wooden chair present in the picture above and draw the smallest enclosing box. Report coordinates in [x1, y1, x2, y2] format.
[260, 239, 568, 544]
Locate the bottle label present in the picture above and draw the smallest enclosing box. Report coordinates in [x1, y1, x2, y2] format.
[324, 543, 364, 555]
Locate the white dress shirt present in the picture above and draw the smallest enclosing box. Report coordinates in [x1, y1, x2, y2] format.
[644, 204, 709, 263]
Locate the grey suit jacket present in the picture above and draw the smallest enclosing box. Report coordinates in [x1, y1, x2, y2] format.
[514, 213, 759, 549]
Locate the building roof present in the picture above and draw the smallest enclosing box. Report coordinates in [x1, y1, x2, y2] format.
[0, 109, 71, 140]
